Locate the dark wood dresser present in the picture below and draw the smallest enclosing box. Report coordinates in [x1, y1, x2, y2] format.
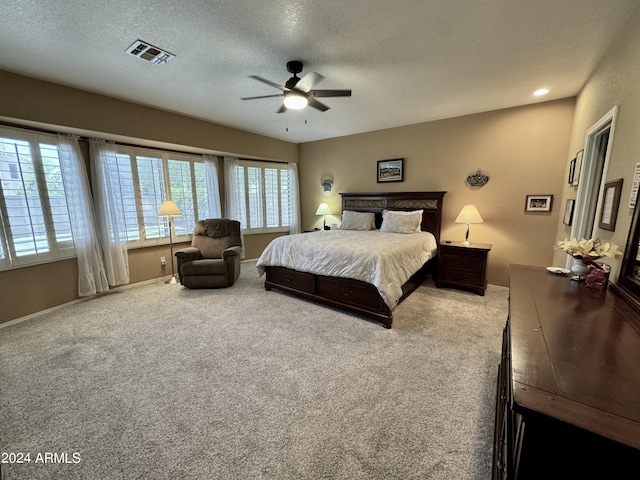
[436, 241, 491, 295]
[493, 265, 640, 479]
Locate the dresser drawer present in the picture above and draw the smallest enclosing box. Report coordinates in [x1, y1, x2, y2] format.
[267, 267, 315, 294]
[317, 276, 384, 310]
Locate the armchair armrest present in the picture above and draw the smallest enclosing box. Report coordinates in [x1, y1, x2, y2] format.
[222, 246, 243, 285]
[222, 246, 242, 260]
[174, 246, 202, 262]
[174, 247, 202, 284]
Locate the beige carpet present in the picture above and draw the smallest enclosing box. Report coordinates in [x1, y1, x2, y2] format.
[0, 261, 508, 480]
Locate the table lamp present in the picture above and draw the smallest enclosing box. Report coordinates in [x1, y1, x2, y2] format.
[158, 200, 183, 284]
[316, 203, 332, 230]
[455, 205, 483, 245]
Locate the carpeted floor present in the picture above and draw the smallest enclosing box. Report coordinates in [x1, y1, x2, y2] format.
[0, 261, 508, 480]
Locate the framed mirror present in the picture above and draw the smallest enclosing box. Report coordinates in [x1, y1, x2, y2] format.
[611, 187, 640, 312]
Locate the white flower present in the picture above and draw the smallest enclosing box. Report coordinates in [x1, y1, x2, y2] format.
[555, 237, 622, 259]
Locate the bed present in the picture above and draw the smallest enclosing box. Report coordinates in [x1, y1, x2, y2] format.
[257, 191, 446, 328]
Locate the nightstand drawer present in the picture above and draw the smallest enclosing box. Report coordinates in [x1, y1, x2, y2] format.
[436, 241, 492, 296]
[439, 268, 482, 285]
[441, 254, 483, 272]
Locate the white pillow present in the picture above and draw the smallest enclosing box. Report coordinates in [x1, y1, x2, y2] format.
[380, 209, 423, 234]
[340, 210, 376, 231]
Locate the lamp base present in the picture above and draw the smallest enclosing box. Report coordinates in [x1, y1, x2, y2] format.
[461, 240, 471, 246]
[165, 275, 180, 285]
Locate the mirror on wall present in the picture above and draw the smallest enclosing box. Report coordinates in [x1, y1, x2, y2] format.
[611, 188, 640, 311]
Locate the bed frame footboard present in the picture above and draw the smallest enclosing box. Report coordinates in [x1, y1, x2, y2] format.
[264, 258, 435, 329]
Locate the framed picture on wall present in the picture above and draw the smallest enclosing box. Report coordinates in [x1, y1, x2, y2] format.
[599, 178, 623, 231]
[377, 158, 404, 183]
[572, 150, 584, 186]
[568, 158, 576, 184]
[563, 199, 575, 225]
[525, 194, 553, 212]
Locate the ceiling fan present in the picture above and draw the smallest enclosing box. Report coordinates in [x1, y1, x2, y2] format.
[241, 60, 352, 113]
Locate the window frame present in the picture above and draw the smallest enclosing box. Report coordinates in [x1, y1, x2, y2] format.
[235, 159, 290, 235]
[111, 145, 209, 248]
[0, 126, 76, 271]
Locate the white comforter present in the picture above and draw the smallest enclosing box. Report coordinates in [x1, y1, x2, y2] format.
[256, 229, 438, 309]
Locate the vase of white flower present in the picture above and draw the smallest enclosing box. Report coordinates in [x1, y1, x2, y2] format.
[555, 237, 622, 282]
[570, 256, 589, 281]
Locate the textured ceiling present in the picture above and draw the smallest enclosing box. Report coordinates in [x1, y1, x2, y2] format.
[0, 0, 638, 144]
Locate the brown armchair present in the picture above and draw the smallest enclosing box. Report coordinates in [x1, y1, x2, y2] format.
[174, 219, 242, 288]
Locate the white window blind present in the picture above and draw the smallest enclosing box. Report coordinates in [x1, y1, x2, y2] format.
[98, 145, 210, 247]
[235, 160, 290, 234]
[0, 127, 75, 270]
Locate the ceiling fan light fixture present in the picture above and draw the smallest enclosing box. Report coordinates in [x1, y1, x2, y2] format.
[283, 92, 308, 110]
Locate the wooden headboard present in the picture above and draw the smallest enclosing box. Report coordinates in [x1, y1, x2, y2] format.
[340, 191, 446, 243]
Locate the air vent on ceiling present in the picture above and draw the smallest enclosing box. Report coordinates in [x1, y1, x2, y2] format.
[126, 40, 174, 65]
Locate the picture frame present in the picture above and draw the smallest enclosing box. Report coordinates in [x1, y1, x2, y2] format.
[629, 162, 640, 208]
[525, 194, 553, 212]
[568, 158, 576, 184]
[563, 199, 575, 226]
[377, 158, 404, 183]
[599, 178, 623, 231]
[572, 150, 583, 186]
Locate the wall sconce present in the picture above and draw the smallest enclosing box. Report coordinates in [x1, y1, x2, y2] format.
[320, 170, 334, 191]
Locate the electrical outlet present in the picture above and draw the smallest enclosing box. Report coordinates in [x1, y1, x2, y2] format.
[160, 256, 166, 266]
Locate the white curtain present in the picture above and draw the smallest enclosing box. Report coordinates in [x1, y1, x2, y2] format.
[57, 134, 109, 296]
[223, 155, 245, 257]
[89, 139, 130, 287]
[288, 162, 301, 234]
[203, 154, 222, 219]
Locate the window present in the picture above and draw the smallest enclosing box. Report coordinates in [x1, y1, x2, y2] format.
[101, 145, 210, 247]
[235, 160, 290, 234]
[0, 127, 75, 270]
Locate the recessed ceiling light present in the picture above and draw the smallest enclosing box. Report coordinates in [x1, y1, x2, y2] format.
[533, 88, 550, 97]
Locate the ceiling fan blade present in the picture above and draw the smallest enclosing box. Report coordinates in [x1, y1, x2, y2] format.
[309, 89, 352, 98]
[276, 104, 286, 114]
[241, 94, 284, 100]
[249, 75, 290, 92]
[308, 97, 330, 112]
[297, 72, 323, 92]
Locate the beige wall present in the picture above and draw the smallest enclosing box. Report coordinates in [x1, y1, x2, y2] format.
[5, 0, 640, 322]
[0, 70, 297, 323]
[552, 4, 640, 284]
[299, 99, 576, 287]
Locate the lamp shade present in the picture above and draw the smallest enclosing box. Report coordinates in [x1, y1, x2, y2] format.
[455, 205, 483, 224]
[158, 200, 183, 217]
[315, 203, 332, 216]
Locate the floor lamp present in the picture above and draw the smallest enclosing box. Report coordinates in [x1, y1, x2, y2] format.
[158, 200, 183, 284]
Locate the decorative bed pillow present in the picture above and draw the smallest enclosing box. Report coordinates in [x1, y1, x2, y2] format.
[340, 210, 376, 231]
[380, 209, 424, 234]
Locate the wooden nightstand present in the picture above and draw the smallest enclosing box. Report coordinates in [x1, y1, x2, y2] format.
[436, 241, 492, 295]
